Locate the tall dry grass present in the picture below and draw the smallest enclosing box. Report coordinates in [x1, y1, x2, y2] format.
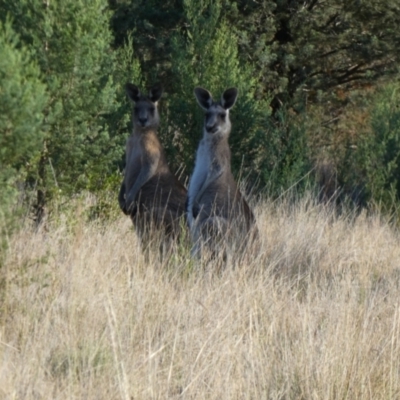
[1, 194, 400, 399]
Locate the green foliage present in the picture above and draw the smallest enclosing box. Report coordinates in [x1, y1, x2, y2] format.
[0, 19, 47, 222]
[355, 84, 400, 211]
[259, 110, 313, 195]
[111, 32, 143, 171]
[0, 0, 139, 221]
[163, 0, 269, 185]
[227, 0, 400, 114]
[159, 0, 311, 192]
[109, 0, 400, 199]
[109, 0, 184, 84]
[1, 0, 399, 221]
[111, 0, 400, 114]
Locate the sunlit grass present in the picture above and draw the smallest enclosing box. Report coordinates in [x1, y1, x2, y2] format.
[1, 193, 400, 399]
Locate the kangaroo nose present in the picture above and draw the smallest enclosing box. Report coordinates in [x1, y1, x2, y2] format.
[139, 117, 147, 126]
[206, 124, 218, 133]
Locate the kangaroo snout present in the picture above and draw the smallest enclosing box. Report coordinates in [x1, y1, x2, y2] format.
[206, 124, 218, 134]
[138, 117, 147, 126]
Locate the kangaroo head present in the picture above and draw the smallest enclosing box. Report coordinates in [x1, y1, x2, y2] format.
[194, 87, 238, 137]
[126, 83, 163, 129]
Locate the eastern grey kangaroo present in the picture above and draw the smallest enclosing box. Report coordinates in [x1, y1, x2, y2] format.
[119, 83, 187, 248]
[187, 87, 257, 259]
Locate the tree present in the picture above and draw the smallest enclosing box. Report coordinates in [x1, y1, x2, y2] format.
[107, 0, 313, 192]
[228, 0, 400, 114]
[161, 0, 312, 192]
[109, 0, 184, 87]
[0, 19, 47, 219]
[0, 0, 128, 222]
[107, 0, 400, 196]
[354, 84, 400, 211]
[163, 1, 267, 182]
[110, 0, 400, 114]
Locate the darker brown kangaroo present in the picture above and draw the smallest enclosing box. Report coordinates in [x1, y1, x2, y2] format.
[187, 87, 257, 259]
[118, 83, 187, 248]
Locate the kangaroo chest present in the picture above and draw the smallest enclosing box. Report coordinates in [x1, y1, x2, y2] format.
[189, 137, 235, 207]
[124, 132, 167, 190]
[189, 140, 211, 191]
[124, 136, 140, 187]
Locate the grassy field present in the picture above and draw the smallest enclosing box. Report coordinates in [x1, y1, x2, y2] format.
[1, 195, 400, 399]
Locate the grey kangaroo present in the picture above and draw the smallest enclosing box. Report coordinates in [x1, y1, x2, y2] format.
[119, 83, 187, 247]
[187, 87, 257, 259]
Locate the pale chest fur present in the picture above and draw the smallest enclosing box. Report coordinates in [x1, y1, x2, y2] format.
[125, 135, 141, 165]
[189, 140, 210, 193]
[187, 136, 226, 226]
[124, 131, 166, 189]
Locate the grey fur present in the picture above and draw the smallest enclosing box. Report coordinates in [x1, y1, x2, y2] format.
[187, 87, 257, 259]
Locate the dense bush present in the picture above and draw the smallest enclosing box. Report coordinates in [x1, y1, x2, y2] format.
[355, 85, 400, 212]
[0, 0, 145, 222]
[153, 0, 312, 194]
[0, 0, 400, 222]
[0, 19, 47, 219]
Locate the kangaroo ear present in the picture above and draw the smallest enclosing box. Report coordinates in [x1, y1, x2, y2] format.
[125, 83, 141, 102]
[221, 88, 238, 110]
[149, 83, 163, 103]
[194, 87, 213, 110]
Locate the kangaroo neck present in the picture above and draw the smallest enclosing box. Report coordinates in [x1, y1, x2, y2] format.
[132, 125, 159, 137]
[203, 129, 229, 148]
[203, 130, 230, 160]
[204, 123, 229, 140]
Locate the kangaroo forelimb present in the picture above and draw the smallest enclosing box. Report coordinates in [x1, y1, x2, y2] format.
[118, 182, 129, 215]
[125, 155, 159, 212]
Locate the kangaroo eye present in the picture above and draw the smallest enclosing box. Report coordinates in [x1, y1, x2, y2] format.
[220, 112, 226, 119]
[149, 107, 155, 113]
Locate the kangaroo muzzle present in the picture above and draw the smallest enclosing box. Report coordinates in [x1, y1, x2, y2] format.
[206, 124, 218, 133]
[138, 117, 147, 126]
